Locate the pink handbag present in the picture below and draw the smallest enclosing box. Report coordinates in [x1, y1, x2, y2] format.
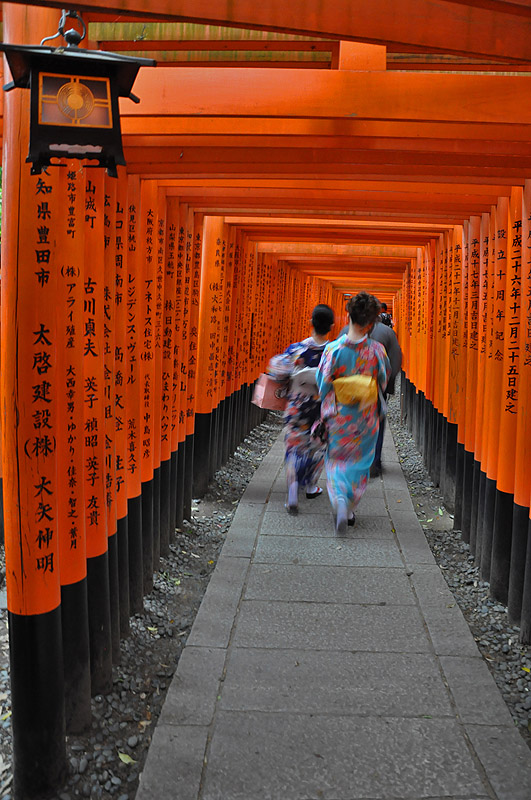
[251, 373, 289, 411]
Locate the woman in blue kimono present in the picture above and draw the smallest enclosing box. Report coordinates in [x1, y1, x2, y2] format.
[268, 304, 335, 513]
[317, 292, 390, 533]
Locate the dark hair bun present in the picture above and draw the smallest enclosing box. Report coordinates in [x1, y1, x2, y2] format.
[346, 292, 381, 328]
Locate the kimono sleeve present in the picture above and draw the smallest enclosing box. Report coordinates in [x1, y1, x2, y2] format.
[317, 344, 339, 419]
[268, 342, 302, 380]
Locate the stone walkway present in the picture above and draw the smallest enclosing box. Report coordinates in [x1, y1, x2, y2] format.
[136, 430, 531, 800]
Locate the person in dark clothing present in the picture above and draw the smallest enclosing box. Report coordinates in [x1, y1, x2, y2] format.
[367, 319, 402, 475]
[339, 311, 402, 476]
[380, 302, 393, 328]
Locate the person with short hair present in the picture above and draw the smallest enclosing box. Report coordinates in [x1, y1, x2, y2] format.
[380, 302, 393, 328]
[317, 292, 390, 533]
[268, 304, 335, 514]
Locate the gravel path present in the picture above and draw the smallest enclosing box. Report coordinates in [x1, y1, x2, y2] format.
[387, 381, 531, 750]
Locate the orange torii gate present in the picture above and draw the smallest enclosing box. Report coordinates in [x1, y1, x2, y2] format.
[1, 2, 531, 798]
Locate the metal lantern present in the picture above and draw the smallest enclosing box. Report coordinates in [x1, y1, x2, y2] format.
[0, 9, 155, 177]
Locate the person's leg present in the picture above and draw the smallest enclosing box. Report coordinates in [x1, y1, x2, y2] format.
[371, 398, 387, 477]
[374, 418, 385, 465]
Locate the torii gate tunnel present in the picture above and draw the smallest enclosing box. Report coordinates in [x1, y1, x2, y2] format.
[1, 1, 531, 797]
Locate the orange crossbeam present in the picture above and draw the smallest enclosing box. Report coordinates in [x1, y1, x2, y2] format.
[12, 0, 531, 61]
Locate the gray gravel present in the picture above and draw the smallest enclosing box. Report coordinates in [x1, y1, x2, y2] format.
[387, 380, 531, 749]
[0, 412, 284, 800]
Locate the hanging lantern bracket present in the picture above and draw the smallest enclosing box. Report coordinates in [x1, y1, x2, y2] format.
[0, 8, 155, 177]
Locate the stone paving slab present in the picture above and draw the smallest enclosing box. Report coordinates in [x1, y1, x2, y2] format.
[158, 646, 226, 727]
[186, 556, 250, 648]
[221, 648, 454, 717]
[232, 600, 430, 652]
[260, 511, 394, 538]
[254, 534, 403, 567]
[201, 711, 489, 800]
[421, 603, 482, 658]
[408, 565, 458, 606]
[136, 724, 208, 800]
[439, 655, 515, 726]
[464, 724, 531, 800]
[244, 563, 414, 604]
[136, 425, 531, 800]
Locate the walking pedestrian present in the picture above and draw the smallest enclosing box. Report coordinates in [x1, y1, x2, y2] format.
[268, 304, 335, 514]
[317, 292, 390, 533]
[369, 318, 402, 477]
[339, 301, 402, 478]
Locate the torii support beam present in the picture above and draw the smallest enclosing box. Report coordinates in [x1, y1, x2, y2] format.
[8, 0, 531, 62]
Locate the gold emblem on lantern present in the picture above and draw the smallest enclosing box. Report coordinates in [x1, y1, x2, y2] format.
[38, 73, 113, 128]
[57, 81, 94, 120]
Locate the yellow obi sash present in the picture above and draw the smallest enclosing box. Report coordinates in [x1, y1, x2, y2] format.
[333, 374, 377, 408]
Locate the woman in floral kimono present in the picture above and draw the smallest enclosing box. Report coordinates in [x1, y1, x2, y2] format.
[268, 304, 335, 513]
[317, 292, 390, 533]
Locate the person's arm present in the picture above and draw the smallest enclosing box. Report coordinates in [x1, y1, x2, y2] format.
[268, 342, 301, 380]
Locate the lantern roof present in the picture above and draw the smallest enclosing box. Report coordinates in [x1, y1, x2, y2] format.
[0, 43, 156, 101]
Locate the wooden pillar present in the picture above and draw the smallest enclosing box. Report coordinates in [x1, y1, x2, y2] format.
[1, 5, 68, 796]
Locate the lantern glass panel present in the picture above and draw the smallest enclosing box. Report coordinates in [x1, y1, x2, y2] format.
[38, 73, 113, 128]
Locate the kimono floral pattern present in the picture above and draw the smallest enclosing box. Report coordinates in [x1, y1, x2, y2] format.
[317, 335, 390, 513]
[268, 337, 328, 489]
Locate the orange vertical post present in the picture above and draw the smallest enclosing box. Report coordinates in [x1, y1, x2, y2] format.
[56, 162, 91, 732]
[1, 5, 68, 795]
[161, 194, 177, 553]
[126, 175, 143, 612]
[114, 168, 130, 636]
[103, 174, 120, 664]
[139, 180, 157, 594]
[83, 170, 112, 694]
[518, 179, 531, 639]
[491, 188, 523, 603]
[481, 198, 509, 581]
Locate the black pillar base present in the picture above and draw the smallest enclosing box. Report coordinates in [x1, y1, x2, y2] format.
[10, 606, 67, 799]
[508, 503, 530, 624]
[469, 459, 481, 556]
[461, 449, 475, 543]
[454, 441, 465, 533]
[141, 478, 154, 595]
[127, 494, 143, 614]
[169, 449, 178, 541]
[475, 469, 487, 567]
[175, 440, 186, 528]
[117, 515, 130, 638]
[480, 476, 496, 582]
[108, 532, 121, 665]
[87, 550, 113, 695]
[442, 421, 457, 514]
[184, 433, 194, 520]
[519, 516, 531, 644]
[61, 579, 91, 733]
[193, 413, 211, 497]
[152, 466, 161, 572]
[160, 458, 171, 558]
[489, 487, 514, 605]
